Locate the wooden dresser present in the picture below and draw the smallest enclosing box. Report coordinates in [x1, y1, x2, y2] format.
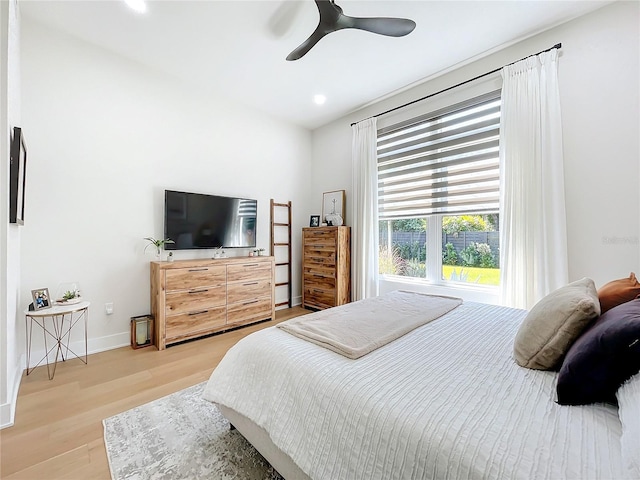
[150, 256, 275, 349]
[302, 226, 351, 310]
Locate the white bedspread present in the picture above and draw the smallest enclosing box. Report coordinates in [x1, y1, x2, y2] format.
[204, 299, 625, 480]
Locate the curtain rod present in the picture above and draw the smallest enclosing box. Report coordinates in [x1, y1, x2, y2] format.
[350, 42, 562, 127]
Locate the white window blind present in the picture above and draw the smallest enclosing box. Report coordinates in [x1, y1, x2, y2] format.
[377, 91, 501, 220]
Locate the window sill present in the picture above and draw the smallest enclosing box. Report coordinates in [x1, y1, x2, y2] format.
[379, 275, 500, 305]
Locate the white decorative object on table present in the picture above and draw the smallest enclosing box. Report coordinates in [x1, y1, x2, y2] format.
[325, 213, 343, 226]
[55, 282, 82, 305]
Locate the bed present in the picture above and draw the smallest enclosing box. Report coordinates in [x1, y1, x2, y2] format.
[203, 289, 639, 480]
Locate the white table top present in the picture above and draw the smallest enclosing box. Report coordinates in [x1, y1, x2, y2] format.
[24, 300, 90, 316]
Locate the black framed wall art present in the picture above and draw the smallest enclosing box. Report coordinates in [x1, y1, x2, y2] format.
[9, 126, 27, 225]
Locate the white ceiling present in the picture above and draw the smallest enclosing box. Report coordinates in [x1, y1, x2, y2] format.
[20, 0, 612, 130]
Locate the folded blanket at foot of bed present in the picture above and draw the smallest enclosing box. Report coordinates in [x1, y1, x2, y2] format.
[277, 290, 462, 359]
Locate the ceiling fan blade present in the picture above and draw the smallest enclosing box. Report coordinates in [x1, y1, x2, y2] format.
[284, 0, 417, 60]
[346, 16, 417, 37]
[286, 27, 328, 61]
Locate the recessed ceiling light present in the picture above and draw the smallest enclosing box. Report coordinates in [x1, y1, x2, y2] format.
[124, 0, 147, 13]
[314, 94, 326, 105]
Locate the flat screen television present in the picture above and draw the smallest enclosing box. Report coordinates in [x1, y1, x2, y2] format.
[164, 190, 257, 250]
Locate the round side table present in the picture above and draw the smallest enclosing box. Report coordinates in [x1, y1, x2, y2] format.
[24, 301, 90, 380]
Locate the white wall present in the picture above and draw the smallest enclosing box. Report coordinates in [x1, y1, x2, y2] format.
[19, 19, 312, 359]
[1, 0, 23, 429]
[559, 1, 639, 284]
[311, 1, 640, 300]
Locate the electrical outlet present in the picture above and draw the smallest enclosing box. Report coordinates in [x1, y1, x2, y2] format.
[105, 302, 114, 315]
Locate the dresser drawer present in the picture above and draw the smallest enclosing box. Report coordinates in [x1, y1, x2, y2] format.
[303, 264, 335, 277]
[304, 287, 336, 309]
[165, 306, 226, 340]
[165, 285, 226, 315]
[304, 271, 336, 290]
[304, 248, 336, 267]
[165, 266, 226, 291]
[227, 279, 272, 304]
[304, 242, 336, 252]
[303, 228, 337, 244]
[227, 262, 272, 282]
[227, 297, 272, 325]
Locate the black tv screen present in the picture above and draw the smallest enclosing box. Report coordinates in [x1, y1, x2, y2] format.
[164, 190, 257, 250]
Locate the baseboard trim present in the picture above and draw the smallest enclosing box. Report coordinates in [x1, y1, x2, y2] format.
[25, 332, 130, 368]
[87, 332, 131, 356]
[0, 403, 13, 429]
[0, 358, 24, 429]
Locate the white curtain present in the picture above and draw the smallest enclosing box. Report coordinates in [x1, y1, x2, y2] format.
[351, 118, 379, 301]
[499, 49, 568, 309]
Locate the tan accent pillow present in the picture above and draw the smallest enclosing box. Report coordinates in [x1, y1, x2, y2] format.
[598, 272, 640, 314]
[513, 277, 600, 370]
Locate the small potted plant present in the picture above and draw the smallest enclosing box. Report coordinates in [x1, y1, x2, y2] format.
[62, 290, 78, 301]
[54, 283, 82, 305]
[144, 237, 175, 259]
[257, 248, 266, 256]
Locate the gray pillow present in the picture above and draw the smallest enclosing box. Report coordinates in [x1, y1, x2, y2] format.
[513, 277, 600, 370]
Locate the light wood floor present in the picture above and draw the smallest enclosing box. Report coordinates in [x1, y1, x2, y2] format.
[0, 307, 307, 480]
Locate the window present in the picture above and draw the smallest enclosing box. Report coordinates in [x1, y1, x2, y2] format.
[377, 91, 501, 286]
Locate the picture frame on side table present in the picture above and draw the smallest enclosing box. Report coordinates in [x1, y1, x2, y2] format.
[31, 288, 52, 311]
[309, 215, 320, 227]
[9, 126, 27, 225]
[322, 190, 345, 226]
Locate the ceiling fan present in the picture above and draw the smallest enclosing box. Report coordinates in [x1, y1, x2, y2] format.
[286, 0, 417, 61]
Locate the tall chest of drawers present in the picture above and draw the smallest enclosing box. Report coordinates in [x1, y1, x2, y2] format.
[151, 257, 275, 349]
[302, 226, 351, 310]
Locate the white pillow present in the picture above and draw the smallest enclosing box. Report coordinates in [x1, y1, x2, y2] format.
[617, 373, 640, 479]
[513, 277, 600, 370]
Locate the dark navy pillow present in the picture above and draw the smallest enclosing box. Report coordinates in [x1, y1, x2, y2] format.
[556, 298, 640, 405]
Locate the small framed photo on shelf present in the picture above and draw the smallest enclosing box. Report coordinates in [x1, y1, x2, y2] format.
[31, 288, 51, 310]
[309, 215, 320, 227]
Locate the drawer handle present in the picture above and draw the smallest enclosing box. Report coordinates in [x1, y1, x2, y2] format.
[188, 268, 208, 272]
[243, 282, 259, 286]
[242, 263, 260, 268]
[243, 300, 259, 305]
[189, 310, 209, 316]
[189, 289, 209, 294]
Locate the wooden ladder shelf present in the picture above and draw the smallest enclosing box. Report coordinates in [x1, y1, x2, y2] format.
[270, 199, 292, 308]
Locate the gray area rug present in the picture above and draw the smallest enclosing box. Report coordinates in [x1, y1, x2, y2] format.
[103, 382, 283, 480]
